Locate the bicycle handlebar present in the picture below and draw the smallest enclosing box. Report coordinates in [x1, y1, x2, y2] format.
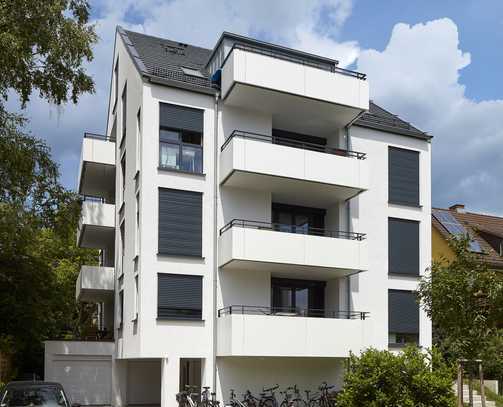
[262, 385, 279, 392]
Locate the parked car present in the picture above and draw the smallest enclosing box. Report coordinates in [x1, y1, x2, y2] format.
[0, 381, 79, 407]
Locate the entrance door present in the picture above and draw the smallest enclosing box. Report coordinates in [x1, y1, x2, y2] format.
[179, 359, 202, 393]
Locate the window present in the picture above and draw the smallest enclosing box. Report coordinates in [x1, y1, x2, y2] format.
[110, 117, 117, 142]
[271, 278, 325, 317]
[159, 103, 203, 174]
[388, 147, 420, 206]
[113, 57, 119, 111]
[388, 218, 420, 276]
[118, 290, 124, 328]
[120, 222, 125, 275]
[121, 154, 126, 203]
[133, 275, 139, 320]
[136, 108, 141, 170]
[135, 192, 140, 256]
[158, 188, 202, 257]
[121, 82, 127, 142]
[160, 129, 202, 173]
[388, 290, 419, 346]
[158, 273, 202, 320]
[272, 203, 325, 235]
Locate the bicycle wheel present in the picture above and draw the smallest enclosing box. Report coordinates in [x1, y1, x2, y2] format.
[260, 398, 276, 407]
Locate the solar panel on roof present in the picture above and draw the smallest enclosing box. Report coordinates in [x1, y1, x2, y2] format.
[432, 209, 483, 253]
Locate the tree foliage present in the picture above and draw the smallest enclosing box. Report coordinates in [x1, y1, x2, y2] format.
[0, 111, 97, 378]
[0, 0, 97, 107]
[336, 347, 456, 407]
[417, 237, 503, 361]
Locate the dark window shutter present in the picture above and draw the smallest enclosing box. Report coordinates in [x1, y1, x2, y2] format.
[389, 218, 419, 275]
[388, 290, 419, 334]
[389, 147, 419, 206]
[158, 188, 202, 257]
[160, 103, 204, 133]
[158, 273, 202, 320]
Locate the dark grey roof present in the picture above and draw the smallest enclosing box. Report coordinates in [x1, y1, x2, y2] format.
[118, 27, 430, 140]
[119, 27, 215, 94]
[355, 102, 431, 140]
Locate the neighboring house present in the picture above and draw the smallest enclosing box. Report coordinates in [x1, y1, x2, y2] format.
[432, 204, 503, 269]
[45, 27, 432, 407]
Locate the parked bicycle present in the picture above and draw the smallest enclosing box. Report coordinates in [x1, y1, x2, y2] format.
[279, 385, 306, 407]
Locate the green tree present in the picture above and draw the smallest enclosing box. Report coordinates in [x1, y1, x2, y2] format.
[0, 111, 97, 378]
[417, 237, 503, 362]
[0, 0, 97, 107]
[337, 347, 456, 407]
[0, 0, 98, 378]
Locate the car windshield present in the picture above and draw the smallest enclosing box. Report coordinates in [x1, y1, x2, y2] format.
[1, 386, 68, 407]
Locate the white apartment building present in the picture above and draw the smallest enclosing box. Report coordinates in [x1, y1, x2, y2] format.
[45, 27, 432, 407]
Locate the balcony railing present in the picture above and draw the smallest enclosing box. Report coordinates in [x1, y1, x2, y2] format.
[218, 305, 369, 320]
[220, 219, 366, 240]
[221, 130, 366, 159]
[221, 43, 367, 80]
[84, 132, 116, 142]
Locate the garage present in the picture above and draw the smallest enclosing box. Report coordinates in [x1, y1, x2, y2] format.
[45, 341, 114, 406]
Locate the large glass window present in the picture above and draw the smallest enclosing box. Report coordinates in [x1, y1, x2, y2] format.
[271, 278, 325, 317]
[159, 129, 202, 173]
[272, 203, 325, 235]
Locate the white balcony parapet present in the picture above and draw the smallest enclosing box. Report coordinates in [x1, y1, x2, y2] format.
[217, 306, 368, 357]
[76, 265, 114, 302]
[78, 133, 116, 202]
[220, 45, 369, 130]
[220, 132, 368, 206]
[219, 220, 368, 278]
[77, 201, 115, 249]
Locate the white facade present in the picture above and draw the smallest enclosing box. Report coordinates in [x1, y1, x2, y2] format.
[45, 28, 432, 407]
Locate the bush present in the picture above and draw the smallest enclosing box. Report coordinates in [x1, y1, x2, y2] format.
[336, 346, 456, 407]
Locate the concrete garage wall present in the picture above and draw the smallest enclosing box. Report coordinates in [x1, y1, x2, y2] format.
[127, 360, 161, 405]
[216, 357, 344, 404]
[44, 341, 114, 406]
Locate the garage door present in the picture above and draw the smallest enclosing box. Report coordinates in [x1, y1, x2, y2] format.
[51, 355, 111, 405]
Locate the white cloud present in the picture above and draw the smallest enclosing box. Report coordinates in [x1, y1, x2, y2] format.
[357, 18, 503, 215]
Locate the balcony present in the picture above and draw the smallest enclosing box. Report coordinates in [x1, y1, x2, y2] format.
[77, 200, 115, 249]
[220, 44, 369, 133]
[220, 131, 368, 207]
[78, 133, 116, 202]
[219, 220, 368, 278]
[76, 265, 114, 302]
[217, 306, 368, 357]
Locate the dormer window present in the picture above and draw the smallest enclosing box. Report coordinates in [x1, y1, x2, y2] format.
[181, 67, 205, 78]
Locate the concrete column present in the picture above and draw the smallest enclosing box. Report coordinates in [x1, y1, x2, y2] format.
[161, 357, 180, 407]
[112, 358, 127, 407]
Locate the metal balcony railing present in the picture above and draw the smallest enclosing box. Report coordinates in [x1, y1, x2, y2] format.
[218, 305, 369, 320]
[84, 132, 116, 142]
[221, 130, 366, 159]
[219, 219, 366, 240]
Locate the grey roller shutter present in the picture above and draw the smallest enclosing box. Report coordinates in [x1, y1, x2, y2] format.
[159, 103, 204, 133]
[158, 274, 202, 320]
[158, 188, 202, 257]
[389, 290, 419, 334]
[389, 218, 419, 276]
[389, 147, 419, 206]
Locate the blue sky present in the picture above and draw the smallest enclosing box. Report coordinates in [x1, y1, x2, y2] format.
[7, 0, 503, 215]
